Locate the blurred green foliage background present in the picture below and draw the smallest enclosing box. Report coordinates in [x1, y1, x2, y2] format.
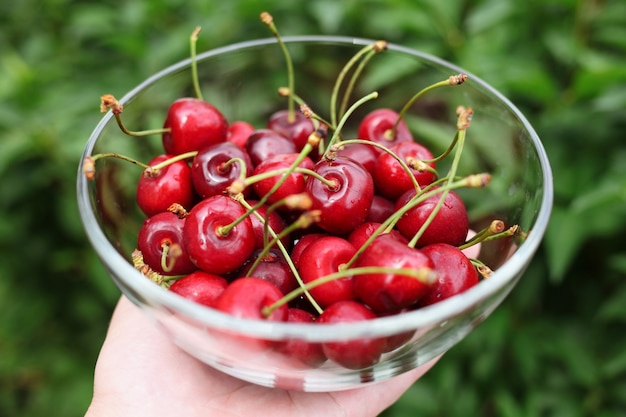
[1, 0, 625, 415]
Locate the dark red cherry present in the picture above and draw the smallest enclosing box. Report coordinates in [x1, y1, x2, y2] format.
[169, 271, 228, 308]
[190, 141, 253, 198]
[366, 195, 396, 223]
[137, 211, 197, 275]
[353, 234, 435, 314]
[373, 141, 436, 200]
[305, 156, 374, 235]
[239, 248, 297, 295]
[136, 154, 195, 217]
[357, 108, 413, 154]
[317, 300, 386, 369]
[162, 98, 228, 155]
[226, 120, 255, 149]
[275, 308, 326, 367]
[245, 129, 297, 167]
[182, 195, 255, 275]
[418, 243, 479, 307]
[298, 236, 357, 308]
[395, 188, 469, 247]
[267, 109, 316, 153]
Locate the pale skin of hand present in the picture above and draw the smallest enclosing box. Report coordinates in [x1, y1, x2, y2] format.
[85, 296, 440, 417]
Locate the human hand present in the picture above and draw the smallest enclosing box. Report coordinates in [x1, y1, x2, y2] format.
[85, 296, 440, 417]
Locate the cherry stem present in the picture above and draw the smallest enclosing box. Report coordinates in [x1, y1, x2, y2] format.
[243, 166, 336, 189]
[83, 152, 151, 180]
[261, 12, 295, 122]
[131, 249, 169, 289]
[324, 91, 379, 156]
[390, 73, 468, 139]
[338, 40, 387, 122]
[236, 196, 323, 314]
[458, 220, 505, 250]
[407, 107, 472, 248]
[261, 193, 313, 249]
[330, 42, 379, 128]
[278, 89, 333, 129]
[190, 26, 204, 101]
[148, 151, 197, 173]
[261, 265, 437, 318]
[160, 242, 182, 273]
[470, 258, 493, 279]
[100, 94, 171, 137]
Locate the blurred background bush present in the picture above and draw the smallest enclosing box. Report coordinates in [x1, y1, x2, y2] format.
[1, 0, 625, 415]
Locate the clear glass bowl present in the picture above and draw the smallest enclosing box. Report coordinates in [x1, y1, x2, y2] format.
[77, 36, 553, 392]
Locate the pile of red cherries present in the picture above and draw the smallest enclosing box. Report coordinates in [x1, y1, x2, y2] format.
[88, 15, 514, 370]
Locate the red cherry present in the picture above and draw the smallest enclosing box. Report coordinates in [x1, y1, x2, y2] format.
[213, 277, 288, 322]
[395, 188, 469, 247]
[290, 232, 328, 269]
[239, 248, 297, 295]
[169, 271, 228, 308]
[347, 222, 407, 250]
[366, 194, 396, 223]
[182, 195, 255, 275]
[275, 308, 326, 367]
[373, 141, 436, 200]
[190, 141, 253, 198]
[136, 154, 195, 217]
[335, 143, 378, 175]
[162, 98, 228, 155]
[267, 109, 316, 154]
[137, 211, 196, 276]
[317, 300, 386, 369]
[353, 234, 435, 314]
[245, 129, 296, 167]
[226, 120, 255, 149]
[252, 153, 314, 207]
[305, 156, 374, 235]
[298, 236, 357, 308]
[418, 243, 479, 306]
[357, 108, 413, 154]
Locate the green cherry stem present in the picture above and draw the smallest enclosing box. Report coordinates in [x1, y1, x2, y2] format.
[390, 73, 468, 139]
[324, 91, 379, 156]
[261, 12, 296, 122]
[190, 26, 204, 101]
[236, 196, 324, 314]
[261, 265, 437, 318]
[100, 94, 171, 137]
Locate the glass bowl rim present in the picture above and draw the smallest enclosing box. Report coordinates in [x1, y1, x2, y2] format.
[77, 35, 553, 342]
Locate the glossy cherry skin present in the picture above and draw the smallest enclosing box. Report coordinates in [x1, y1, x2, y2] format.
[373, 141, 437, 200]
[190, 141, 253, 198]
[136, 154, 195, 217]
[162, 98, 228, 155]
[305, 156, 374, 235]
[353, 234, 435, 314]
[317, 300, 386, 369]
[169, 271, 228, 308]
[239, 248, 297, 295]
[298, 236, 357, 308]
[275, 308, 326, 367]
[267, 109, 316, 154]
[226, 120, 255, 149]
[357, 108, 413, 155]
[395, 188, 469, 248]
[335, 143, 378, 175]
[290, 233, 328, 269]
[213, 277, 288, 322]
[347, 222, 407, 251]
[252, 153, 314, 207]
[418, 243, 479, 307]
[245, 129, 297, 167]
[182, 195, 255, 275]
[137, 211, 197, 276]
